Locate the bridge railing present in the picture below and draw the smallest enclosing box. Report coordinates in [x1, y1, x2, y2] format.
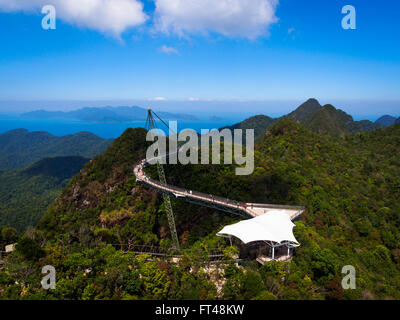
[182, 188, 245, 208]
[134, 159, 304, 220]
[111, 244, 230, 260]
[135, 162, 247, 211]
[246, 203, 305, 211]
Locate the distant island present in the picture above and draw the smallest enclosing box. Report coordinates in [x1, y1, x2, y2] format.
[21, 106, 199, 123]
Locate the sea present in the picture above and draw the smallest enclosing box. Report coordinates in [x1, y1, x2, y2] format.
[0, 112, 254, 139]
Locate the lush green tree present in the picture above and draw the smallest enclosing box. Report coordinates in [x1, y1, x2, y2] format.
[140, 260, 171, 299]
[16, 236, 45, 261]
[1, 227, 19, 246]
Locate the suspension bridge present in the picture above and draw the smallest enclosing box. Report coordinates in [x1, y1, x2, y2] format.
[134, 157, 305, 221]
[131, 109, 305, 262]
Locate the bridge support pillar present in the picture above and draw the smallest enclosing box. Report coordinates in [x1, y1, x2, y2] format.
[272, 246, 275, 260]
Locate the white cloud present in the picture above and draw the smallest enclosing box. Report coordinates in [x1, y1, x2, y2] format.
[160, 45, 179, 55]
[154, 0, 279, 39]
[188, 97, 200, 101]
[0, 0, 148, 37]
[149, 97, 168, 101]
[288, 27, 295, 34]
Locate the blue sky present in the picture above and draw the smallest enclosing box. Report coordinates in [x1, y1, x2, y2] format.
[0, 0, 399, 117]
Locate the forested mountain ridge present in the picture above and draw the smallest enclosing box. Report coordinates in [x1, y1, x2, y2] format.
[302, 104, 351, 134]
[303, 104, 385, 134]
[1, 121, 400, 300]
[221, 115, 278, 143]
[285, 98, 322, 123]
[224, 99, 386, 140]
[0, 129, 113, 170]
[0, 156, 90, 232]
[222, 99, 323, 141]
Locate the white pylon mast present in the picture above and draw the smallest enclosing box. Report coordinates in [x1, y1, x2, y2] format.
[146, 109, 180, 249]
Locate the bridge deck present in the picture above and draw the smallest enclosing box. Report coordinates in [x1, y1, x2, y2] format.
[133, 159, 304, 221]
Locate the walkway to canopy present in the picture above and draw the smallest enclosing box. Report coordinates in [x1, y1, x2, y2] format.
[133, 149, 305, 263]
[217, 211, 300, 262]
[134, 158, 305, 220]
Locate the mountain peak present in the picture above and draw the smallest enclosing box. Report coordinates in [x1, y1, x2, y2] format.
[305, 98, 320, 104]
[285, 98, 322, 122]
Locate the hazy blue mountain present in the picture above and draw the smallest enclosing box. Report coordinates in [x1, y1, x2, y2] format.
[0, 129, 113, 170]
[22, 106, 199, 123]
[396, 117, 400, 124]
[0, 156, 89, 232]
[375, 115, 398, 127]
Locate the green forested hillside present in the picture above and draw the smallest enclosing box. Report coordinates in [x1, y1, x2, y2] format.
[161, 121, 400, 299]
[0, 156, 89, 232]
[0, 129, 113, 170]
[1, 122, 400, 300]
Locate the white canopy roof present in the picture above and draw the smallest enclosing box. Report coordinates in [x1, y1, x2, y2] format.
[217, 210, 299, 245]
